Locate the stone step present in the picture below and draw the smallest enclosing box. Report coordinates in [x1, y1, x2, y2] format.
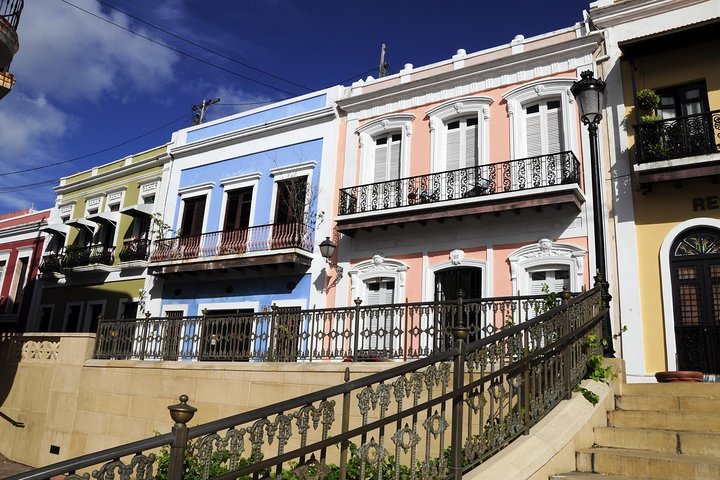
[608, 410, 720, 432]
[594, 427, 720, 458]
[616, 393, 720, 413]
[576, 447, 720, 479]
[551, 473, 648, 480]
[621, 383, 720, 398]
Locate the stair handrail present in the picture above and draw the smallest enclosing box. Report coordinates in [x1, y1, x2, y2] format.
[7, 278, 609, 480]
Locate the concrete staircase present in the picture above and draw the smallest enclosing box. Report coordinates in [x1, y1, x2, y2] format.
[551, 382, 720, 479]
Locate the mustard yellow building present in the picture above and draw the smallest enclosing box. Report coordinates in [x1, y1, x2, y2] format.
[592, 0, 720, 380]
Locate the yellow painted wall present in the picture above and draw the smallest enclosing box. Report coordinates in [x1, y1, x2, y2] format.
[619, 36, 720, 373]
[0, 334, 394, 469]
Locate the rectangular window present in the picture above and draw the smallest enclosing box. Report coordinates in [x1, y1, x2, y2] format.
[525, 99, 564, 156]
[446, 117, 478, 171]
[224, 187, 253, 231]
[180, 196, 206, 237]
[374, 133, 402, 182]
[657, 81, 708, 119]
[274, 178, 307, 224]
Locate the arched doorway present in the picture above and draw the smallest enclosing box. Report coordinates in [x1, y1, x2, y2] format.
[670, 227, 720, 373]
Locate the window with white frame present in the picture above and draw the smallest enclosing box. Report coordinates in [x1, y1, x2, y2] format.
[508, 239, 585, 296]
[503, 79, 578, 160]
[427, 97, 492, 173]
[373, 133, 402, 182]
[356, 114, 414, 185]
[269, 162, 315, 227]
[177, 183, 214, 237]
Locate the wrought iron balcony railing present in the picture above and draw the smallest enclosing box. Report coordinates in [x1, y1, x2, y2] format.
[118, 238, 150, 262]
[63, 244, 115, 268]
[38, 252, 64, 274]
[0, 0, 23, 29]
[149, 222, 314, 263]
[93, 294, 553, 361]
[18, 281, 609, 480]
[339, 151, 580, 215]
[635, 109, 720, 164]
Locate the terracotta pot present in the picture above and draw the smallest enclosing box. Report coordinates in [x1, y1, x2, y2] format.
[655, 371, 704, 382]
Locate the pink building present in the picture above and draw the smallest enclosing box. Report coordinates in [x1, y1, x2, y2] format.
[330, 24, 605, 328]
[0, 209, 49, 331]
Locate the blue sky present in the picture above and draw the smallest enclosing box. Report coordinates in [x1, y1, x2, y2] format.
[0, 0, 592, 213]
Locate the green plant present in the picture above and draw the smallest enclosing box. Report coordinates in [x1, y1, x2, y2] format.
[574, 334, 615, 406]
[540, 284, 559, 313]
[154, 445, 260, 480]
[636, 88, 660, 115]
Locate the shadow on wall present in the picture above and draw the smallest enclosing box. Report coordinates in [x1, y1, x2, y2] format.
[0, 333, 22, 428]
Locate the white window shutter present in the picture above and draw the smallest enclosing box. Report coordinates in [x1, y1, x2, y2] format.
[374, 142, 388, 182]
[389, 139, 401, 180]
[546, 107, 564, 153]
[526, 113, 542, 157]
[465, 122, 478, 167]
[446, 127, 461, 170]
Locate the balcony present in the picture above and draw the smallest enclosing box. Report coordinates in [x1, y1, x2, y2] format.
[38, 252, 64, 277]
[148, 223, 314, 276]
[634, 110, 720, 184]
[118, 238, 150, 264]
[337, 152, 583, 233]
[63, 244, 115, 271]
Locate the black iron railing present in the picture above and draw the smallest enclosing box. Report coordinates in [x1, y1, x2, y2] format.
[635, 109, 720, 164]
[38, 252, 64, 274]
[63, 244, 115, 268]
[0, 0, 22, 29]
[339, 151, 580, 215]
[93, 294, 551, 361]
[118, 238, 150, 262]
[10, 280, 608, 480]
[150, 223, 314, 263]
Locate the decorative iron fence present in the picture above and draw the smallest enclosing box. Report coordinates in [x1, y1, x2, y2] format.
[119, 238, 151, 262]
[93, 294, 552, 361]
[38, 252, 64, 274]
[63, 244, 115, 268]
[149, 223, 314, 263]
[9, 280, 608, 480]
[635, 109, 720, 164]
[339, 151, 580, 215]
[0, 0, 23, 29]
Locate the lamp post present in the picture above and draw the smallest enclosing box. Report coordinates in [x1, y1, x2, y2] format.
[571, 70, 615, 356]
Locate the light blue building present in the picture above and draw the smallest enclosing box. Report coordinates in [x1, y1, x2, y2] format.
[143, 87, 342, 359]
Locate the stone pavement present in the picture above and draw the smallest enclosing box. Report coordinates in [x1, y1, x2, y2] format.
[0, 453, 31, 479]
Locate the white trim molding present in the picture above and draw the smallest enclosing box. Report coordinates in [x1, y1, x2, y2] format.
[508, 239, 586, 295]
[426, 96, 493, 173]
[348, 255, 409, 304]
[502, 78, 579, 160]
[356, 114, 415, 183]
[424, 249, 488, 301]
[659, 217, 720, 372]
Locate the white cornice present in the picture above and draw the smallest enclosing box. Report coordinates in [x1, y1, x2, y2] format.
[54, 154, 170, 195]
[590, 0, 709, 28]
[338, 34, 602, 120]
[170, 106, 338, 159]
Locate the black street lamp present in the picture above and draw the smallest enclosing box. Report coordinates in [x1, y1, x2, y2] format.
[571, 70, 615, 356]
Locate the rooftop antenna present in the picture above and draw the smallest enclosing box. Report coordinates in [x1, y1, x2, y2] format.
[378, 44, 389, 78]
[192, 98, 220, 125]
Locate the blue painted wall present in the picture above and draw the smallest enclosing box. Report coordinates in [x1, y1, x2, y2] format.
[174, 139, 323, 234]
[186, 94, 327, 144]
[162, 138, 324, 317]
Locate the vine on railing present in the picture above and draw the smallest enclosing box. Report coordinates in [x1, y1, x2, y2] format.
[10, 277, 609, 480]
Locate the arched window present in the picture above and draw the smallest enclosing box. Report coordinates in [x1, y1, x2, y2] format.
[508, 239, 586, 295]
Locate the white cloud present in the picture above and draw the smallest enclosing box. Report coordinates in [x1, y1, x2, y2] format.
[0, 91, 73, 163]
[203, 85, 277, 122]
[12, 0, 181, 103]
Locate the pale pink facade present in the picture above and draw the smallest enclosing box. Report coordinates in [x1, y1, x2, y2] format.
[329, 24, 603, 312]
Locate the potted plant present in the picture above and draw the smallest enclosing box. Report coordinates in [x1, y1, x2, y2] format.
[635, 88, 668, 162]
